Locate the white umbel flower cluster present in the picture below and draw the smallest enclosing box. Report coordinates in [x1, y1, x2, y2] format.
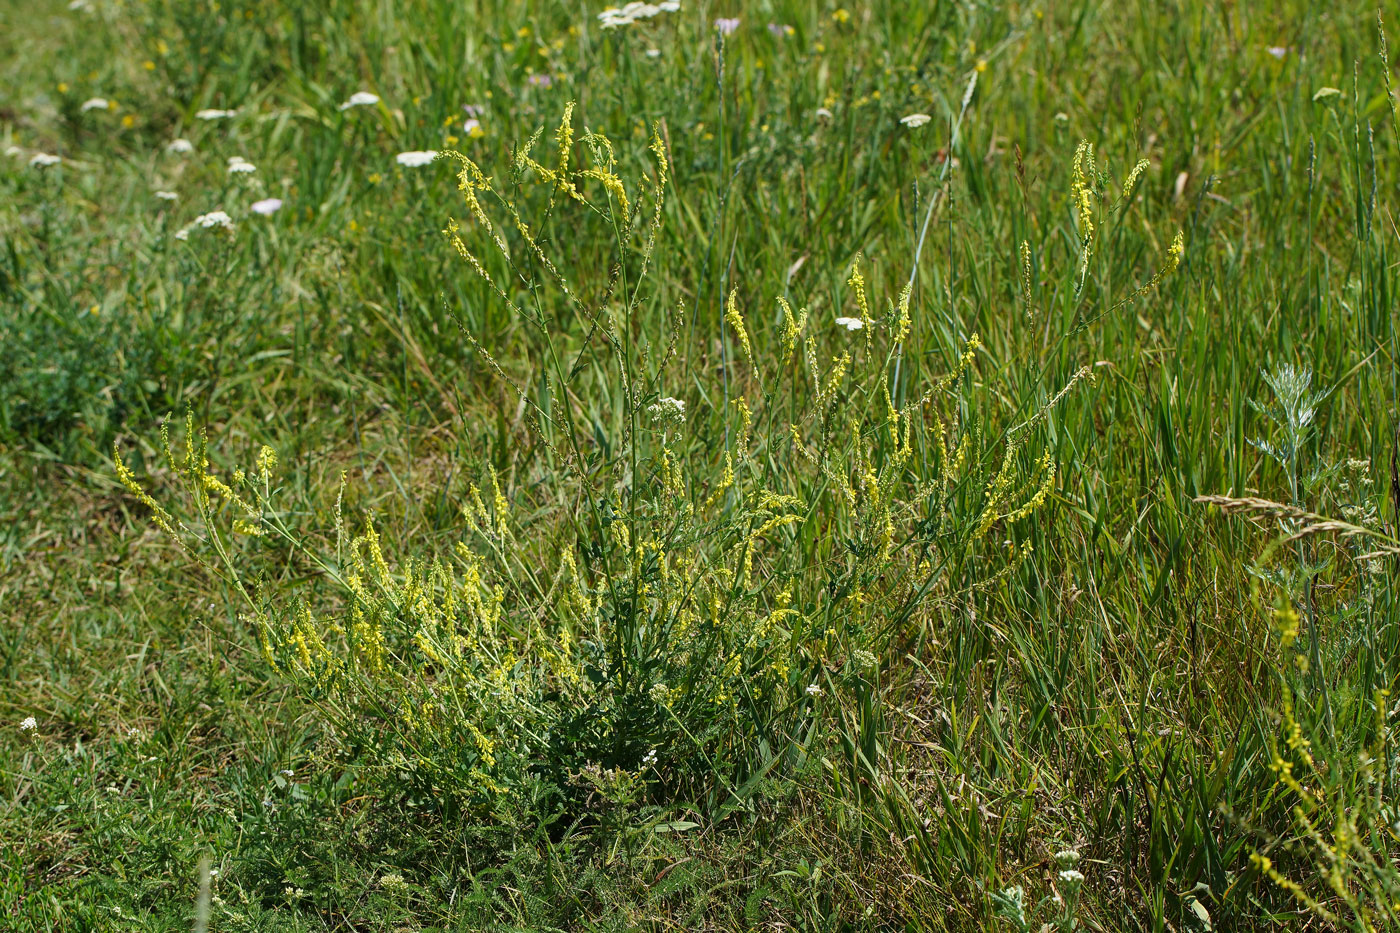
[598, 0, 680, 29]
[395, 150, 438, 167]
[338, 91, 380, 111]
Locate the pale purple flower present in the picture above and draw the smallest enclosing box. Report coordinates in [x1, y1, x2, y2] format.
[715, 17, 740, 35]
[462, 104, 485, 117]
[528, 74, 553, 88]
[251, 198, 283, 215]
[1266, 46, 1288, 59]
[463, 118, 482, 136]
[768, 23, 792, 37]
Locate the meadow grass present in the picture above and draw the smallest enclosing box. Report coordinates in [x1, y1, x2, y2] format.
[2, 0, 1399, 929]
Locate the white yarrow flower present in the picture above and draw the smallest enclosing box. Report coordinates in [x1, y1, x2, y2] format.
[194, 210, 234, 230]
[227, 156, 256, 174]
[20, 716, 37, 731]
[80, 97, 110, 112]
[195, 108, 237, 120]
[166, 138, 194, 154]
[834, 316, 864, 331]
[598, 1, 678, 29]
[806, 683, 822, 696]
[154, 190, 179, 200]
[900, 113, 932, 128]
[395, 150, 438, 167]
[29, 152, 62, 168]
[338, 91, 380, 111]
[250, 197, 283, 215]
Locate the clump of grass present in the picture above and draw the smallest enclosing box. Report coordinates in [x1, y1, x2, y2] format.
[115, 108, 1100, 849]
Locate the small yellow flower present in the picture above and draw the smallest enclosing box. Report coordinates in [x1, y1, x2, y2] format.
[57, 82, 69, 93]
[976, 58, 987, 73]
[832, 8, 850, 23]
[143, 60, 156, 71]
[368, 172, 382, 185]
[122, 114, 135, 128]
[156, 39, 169, 55]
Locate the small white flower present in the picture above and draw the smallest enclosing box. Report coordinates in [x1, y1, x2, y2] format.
[166, 138, 194, 154]
[68, 0, 91, 9]
[194, 210, 234, 230]
[195, 108, 237, 120]
[806, 683, 823, 696]
[834, 316, 864, 331]
[250, 197, 283, 215]
[29, 152, 62, 168]
[900, 112, 932, 128]
[641, 749, 658, 767]
[463, 118, 482, 136]
[19, 716, 37, 731]
[279, 769, 295, 777]
[395, 150, 438, 167]
[598, 1, 677, 28]
[338, 91, 380, 111]
[1058, 869, 1085, 886]
[80, 97, 110, 112]
[647, 396, 686, 424]
[1266, 45, 1288, 59]
[645, 48, 661, 58]
[5, 145, 20, 157]
[815, 107, 833, 120]
[227, 156, 256, 174]
[174, 228, 190, 240]
[154, 190, 178, 200]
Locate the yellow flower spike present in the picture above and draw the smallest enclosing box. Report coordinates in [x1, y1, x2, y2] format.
[1122, 158, 1150, 201]
[256, 444, 277, 485]
[489, 466, 510, 539]
[724, 288, 754, 367]
[1071, 140, 1096, 288]
[894, 283, 912, 344]
[777, 296, 807, 367]
[846, 255, 873, 353]
[1019, 240, 1035, 320]
[733, 396, 752, 455]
